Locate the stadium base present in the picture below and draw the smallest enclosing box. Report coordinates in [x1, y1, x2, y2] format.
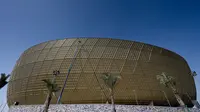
[9, 104, 200, 112]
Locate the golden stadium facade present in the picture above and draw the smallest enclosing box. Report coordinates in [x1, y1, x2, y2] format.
[7, 38, 196, 107]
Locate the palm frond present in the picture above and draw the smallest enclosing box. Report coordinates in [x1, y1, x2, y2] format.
[0, 73, 10, 89]
[156, 72, 176, 87]
[101, 73, 109, 80]
[42, 79, 52, 85]
[0, 73, 6, 79]
[101, 73, 121, 89]
[191, 71, 197, 76]
[42, 79, 52, 89]
[0, 73, 10, 81]
[52, 84, 60, 92]
[42, 79, 60, 92]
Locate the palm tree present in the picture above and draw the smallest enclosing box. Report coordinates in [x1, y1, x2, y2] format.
[157, 72, 185, 106]
[101, 73, 121, 112]
[191, 71, 197, 76]
[42, 70, 60, 112]
[0, 73, 10, 89]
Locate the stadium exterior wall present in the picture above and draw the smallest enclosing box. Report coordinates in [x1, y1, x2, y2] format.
[7, 38, 196, 107]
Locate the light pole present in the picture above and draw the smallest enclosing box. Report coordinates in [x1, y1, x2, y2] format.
[57, 41, 81, 104]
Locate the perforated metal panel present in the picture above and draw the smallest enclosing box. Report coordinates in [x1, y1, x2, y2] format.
[7, 38, 196, 107]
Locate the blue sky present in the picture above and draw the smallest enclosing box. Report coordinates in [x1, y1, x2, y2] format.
[0, 0, 200, 109]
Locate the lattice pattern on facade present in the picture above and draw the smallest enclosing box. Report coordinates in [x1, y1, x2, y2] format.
[7, 38, 196, 107]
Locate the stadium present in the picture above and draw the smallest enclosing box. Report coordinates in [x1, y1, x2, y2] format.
[7, 38, 196, 109]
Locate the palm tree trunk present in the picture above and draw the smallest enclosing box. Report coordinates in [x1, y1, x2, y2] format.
[173, 93, 185, 106]
[170, 85, 185, 106]
[0, 81, 8, 89]
[43, 91, 52, 112]
[110, 89, 116, 112]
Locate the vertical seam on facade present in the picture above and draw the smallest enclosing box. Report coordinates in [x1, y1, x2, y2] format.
[120, 42, 133, 73]
[132, 44, 144, 74]
[84, 39, 109, 102]
[73, 39, 94, 91]
[70, 39, 88, 91]
[93, 39, 111, 72]
[131, 44, 144, 100]
[148, 46, 154, 62]
[57, 39, 77, 73]
[107, 40, 123, 73]
[92, 38, 111, 101]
